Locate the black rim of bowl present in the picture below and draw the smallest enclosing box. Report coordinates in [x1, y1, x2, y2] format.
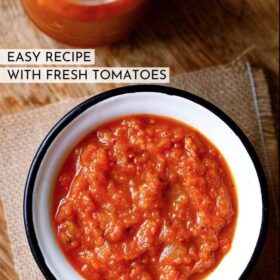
[23, 85, 269, 280]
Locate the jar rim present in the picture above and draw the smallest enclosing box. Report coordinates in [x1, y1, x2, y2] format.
[69, 0, 118, 6]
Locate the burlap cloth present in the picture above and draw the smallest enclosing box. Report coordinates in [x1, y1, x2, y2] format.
[0, 61, 278, 279]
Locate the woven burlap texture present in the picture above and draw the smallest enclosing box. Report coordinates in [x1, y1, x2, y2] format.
[0, 62, 275, 279]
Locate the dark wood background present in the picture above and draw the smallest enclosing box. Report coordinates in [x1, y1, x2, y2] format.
[0, 0, 278, 130]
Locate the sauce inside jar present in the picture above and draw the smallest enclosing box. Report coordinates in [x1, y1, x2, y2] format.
[21, 0, 148, 46]
[52, 115, 237, 280]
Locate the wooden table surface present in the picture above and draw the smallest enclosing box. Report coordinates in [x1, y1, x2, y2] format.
[0, 0, 279, 279]
[0, 0, 278, 125]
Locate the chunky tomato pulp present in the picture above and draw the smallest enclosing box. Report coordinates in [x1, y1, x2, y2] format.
[52, 115, 237, 280]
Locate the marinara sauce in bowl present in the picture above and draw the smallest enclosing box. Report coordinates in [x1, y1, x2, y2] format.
[24, 86, 267, 280]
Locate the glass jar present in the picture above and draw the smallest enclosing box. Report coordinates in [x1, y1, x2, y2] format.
[21, 0, 149, 47]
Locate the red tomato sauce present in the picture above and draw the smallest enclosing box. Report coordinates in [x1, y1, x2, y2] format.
[36, 0, 147, 21]
[52, 115, 237, 280]
[21, 0, 148, 46]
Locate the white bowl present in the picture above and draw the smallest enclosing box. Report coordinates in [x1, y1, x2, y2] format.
[24, 85, 268, 280]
